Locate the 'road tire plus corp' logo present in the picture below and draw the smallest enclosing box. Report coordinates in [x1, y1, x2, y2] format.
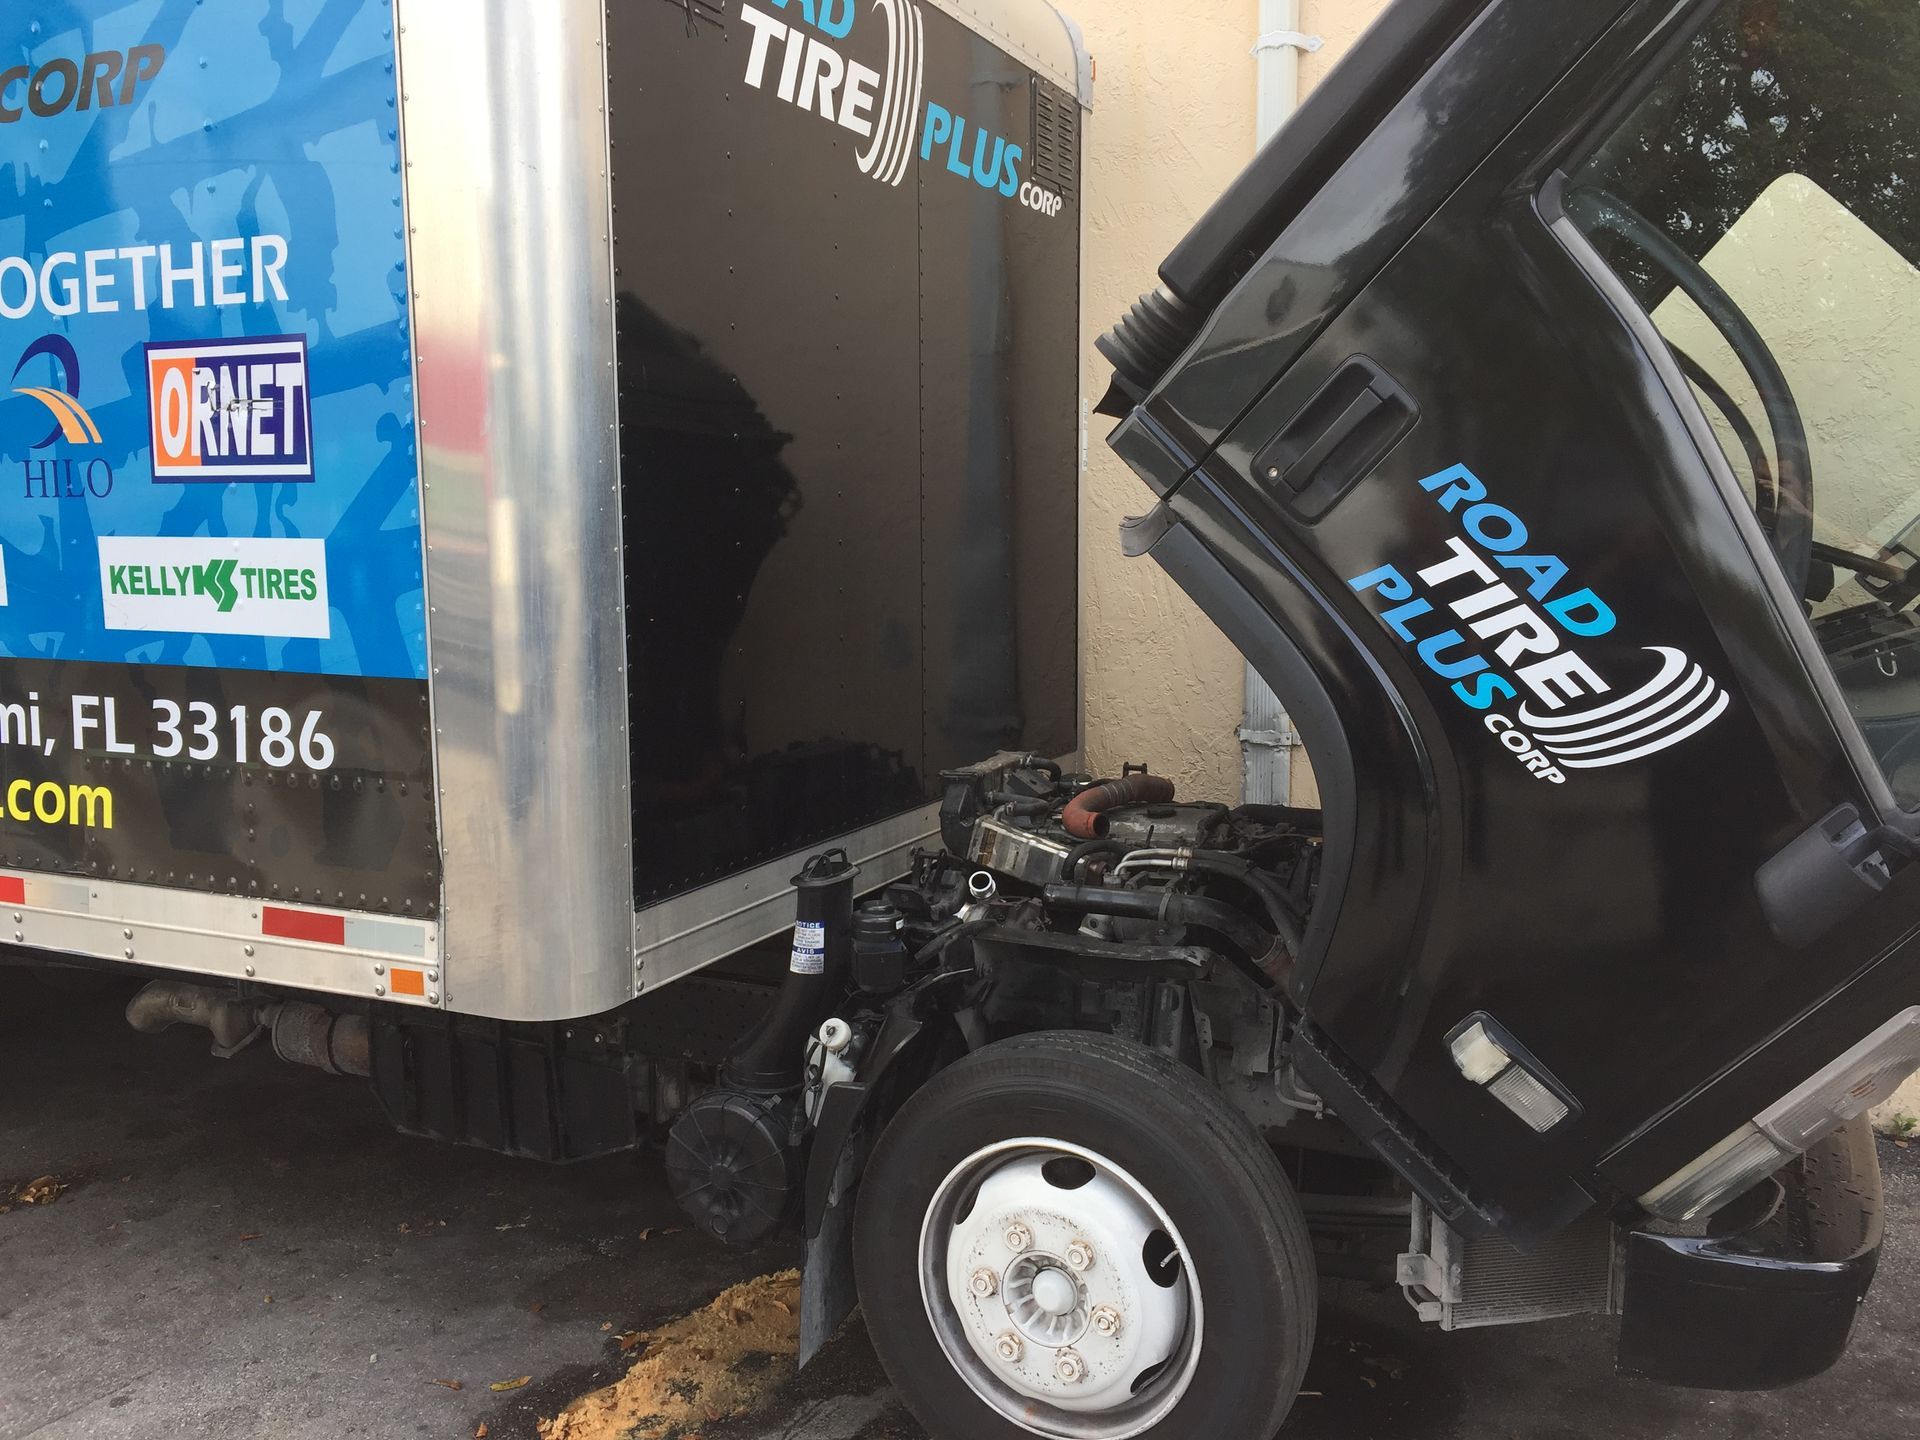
[97, 537, 329, 640]
[735, 0, 1065, 217]
[0, 46, 165, 125]
[144, 336, 312, 483]
[1348, 464, 1729, 784]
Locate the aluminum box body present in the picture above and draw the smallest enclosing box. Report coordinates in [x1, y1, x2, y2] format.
[0, 0, 1085, 1022]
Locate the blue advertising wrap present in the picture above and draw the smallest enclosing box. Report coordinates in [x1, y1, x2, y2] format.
[0, 0, 437, 916]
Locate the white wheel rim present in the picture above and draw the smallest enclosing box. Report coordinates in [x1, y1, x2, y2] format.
[917, 1138, 1203, 1439]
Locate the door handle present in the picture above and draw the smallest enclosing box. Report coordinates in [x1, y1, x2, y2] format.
[1251, 357, 1419, 520]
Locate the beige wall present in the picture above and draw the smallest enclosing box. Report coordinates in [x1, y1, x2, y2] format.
[1076, 0, 1391, 797]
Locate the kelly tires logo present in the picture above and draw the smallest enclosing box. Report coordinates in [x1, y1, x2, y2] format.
[145, 335, 313, 483]
[97, 537, 329, 640]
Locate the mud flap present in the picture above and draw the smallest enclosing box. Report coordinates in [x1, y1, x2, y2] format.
[800, 1123, 871, 1364]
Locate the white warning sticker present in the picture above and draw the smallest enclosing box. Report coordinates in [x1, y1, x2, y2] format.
[790, 920, 827, 975]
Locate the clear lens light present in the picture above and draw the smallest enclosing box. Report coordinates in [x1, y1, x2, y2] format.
[1489, 1065, 1571, 1133]
[1642, 1006, 1920, 1223]
[1449, 1022, 1512, 1084]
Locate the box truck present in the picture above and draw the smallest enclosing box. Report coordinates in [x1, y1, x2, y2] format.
[7, 1, 1920, 1438]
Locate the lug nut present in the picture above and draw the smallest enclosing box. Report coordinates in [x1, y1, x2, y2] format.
[1055, 1349, 1087, 1383]
[1004, 1222, 1033, 1253]
[1091, 1305, 1122, 1338]
[1065, 1239, 1095, 1271]
[995, 1331, 1023, 1364]
[969, 1268, 998, 1298]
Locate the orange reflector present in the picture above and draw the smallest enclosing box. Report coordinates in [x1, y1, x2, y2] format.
[389, 967, 426, 997]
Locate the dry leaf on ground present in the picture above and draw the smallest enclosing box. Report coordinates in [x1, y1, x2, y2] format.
[490, 1376, 532, 1393]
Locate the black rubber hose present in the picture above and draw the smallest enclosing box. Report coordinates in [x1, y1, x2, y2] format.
[1042, 884, 1283, 986]
[1061, 838, 1130, 884]
[915, 916, 995, 967]
[1228, 804, 1323, 834]
[1178, 852, 1306, 955]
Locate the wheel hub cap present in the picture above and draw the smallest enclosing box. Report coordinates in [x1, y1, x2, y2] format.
[922, 1142, 1198, 1437]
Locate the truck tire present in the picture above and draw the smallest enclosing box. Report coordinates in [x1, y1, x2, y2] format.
[853, 1030, 1316, 1440]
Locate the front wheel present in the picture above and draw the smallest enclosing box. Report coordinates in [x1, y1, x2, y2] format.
[853, 1031, 1316, 1440]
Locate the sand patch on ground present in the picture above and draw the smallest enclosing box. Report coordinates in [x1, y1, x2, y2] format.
[538, 1271, 803, 1440]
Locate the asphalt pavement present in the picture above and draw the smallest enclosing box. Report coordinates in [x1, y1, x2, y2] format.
[2, 968, 1916, 1440]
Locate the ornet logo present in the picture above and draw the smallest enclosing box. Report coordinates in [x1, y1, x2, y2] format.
[144, 335, 313, 484]
[10, 334, 112, 501]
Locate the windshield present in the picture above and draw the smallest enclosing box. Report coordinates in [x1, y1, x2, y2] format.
[1567, 0, 1920, 804]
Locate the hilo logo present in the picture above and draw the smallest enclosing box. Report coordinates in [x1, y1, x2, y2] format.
[1348, 463, 1729, 783]
[734, 0, 1063, 217]
[97, 536, 329, 640]
[10, 334, 113, 501]
[0, 45, 165, 125]
[144, 335, 313, 483]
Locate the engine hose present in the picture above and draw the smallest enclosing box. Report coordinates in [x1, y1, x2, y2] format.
[1041, 883, 1289, 987]
[1062, 774, 1177, 840]
[1229, 803, 1324, 835]
[1113, 848, 1306, 951]
[1179, 854, 1306, 957]
[915, 916, 995, 966]
[1061, 837, 1131, 884]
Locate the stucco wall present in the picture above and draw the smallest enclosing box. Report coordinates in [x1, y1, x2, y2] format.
[1075, 0, 1262, 798]
[1076, 0, 1392, 798]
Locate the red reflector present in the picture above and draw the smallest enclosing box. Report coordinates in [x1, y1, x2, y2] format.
[0, 877, 22, 905]
[262, 906, 345, 945]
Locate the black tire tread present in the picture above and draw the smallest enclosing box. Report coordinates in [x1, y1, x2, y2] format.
[855, 1029, 1316, 1440]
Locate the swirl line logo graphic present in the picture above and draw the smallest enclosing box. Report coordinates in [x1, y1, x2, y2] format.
[1517, 646, 1729, 769]
[856, 0, 924, 187]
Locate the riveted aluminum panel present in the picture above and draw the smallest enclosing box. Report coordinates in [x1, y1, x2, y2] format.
[397, 0, 634, 1021]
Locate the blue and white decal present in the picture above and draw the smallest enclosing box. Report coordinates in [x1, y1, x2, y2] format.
[735, 0, 1066, 218]
[1348, 464, 1730, 782]
[0, 0, 422, 678]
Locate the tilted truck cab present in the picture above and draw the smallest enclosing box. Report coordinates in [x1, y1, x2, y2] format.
[6, 2, 1920, 1438]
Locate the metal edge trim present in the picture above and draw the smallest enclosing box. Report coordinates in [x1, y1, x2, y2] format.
[388, 0, 449, 960]
[633, 805, 941, 991]
[920, 0, 1084, 100]
[2, 870, 442, 1008]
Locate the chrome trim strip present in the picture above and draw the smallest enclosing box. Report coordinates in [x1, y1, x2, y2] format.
[925, 0, 1092, 105]
[635, 806, 942, 991]
[3, 872, 441, 1008]
[398, 0, 635, 1022]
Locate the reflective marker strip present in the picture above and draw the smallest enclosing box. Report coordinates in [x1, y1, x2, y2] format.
[344, 916, 427, 957]
[389, 967, 427, 997]
[261, 906, 346, 945]
[28, 878, 92, 912]
[0, 876, 22, 905]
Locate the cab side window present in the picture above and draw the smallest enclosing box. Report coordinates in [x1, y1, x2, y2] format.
[1565, 1, 1920, 803]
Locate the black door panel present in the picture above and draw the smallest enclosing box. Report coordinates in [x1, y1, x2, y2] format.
[1115, 0, 1920, 1229]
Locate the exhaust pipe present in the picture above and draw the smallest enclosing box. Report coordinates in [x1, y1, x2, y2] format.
[125, 980, 370, 1076]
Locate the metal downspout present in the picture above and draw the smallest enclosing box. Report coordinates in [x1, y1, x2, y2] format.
[1240, 2, 1321, 804]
